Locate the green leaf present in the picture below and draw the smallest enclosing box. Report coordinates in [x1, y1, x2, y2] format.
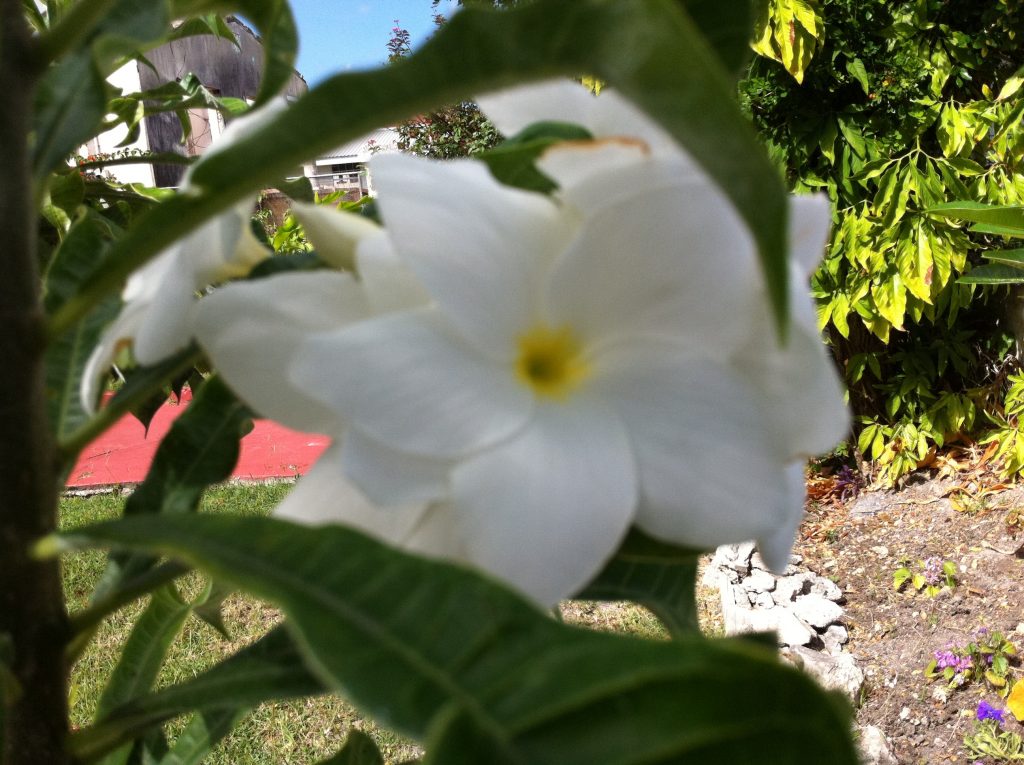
[478, 121, 593, 193]
[958, 264, 1024, 285]
[845, 57, 870, 96]
[927, 202, 1024, 236]
[677, 0, 756, 76]
[56, 515, 858, 765]
[121, 376, 251, 519]
[97, 585, 192, 720]
[93, 376, 252, 603]
[91, 345, 201, 427]
[192, 580, 232, 640]
[92, 585, 194, 765]
[577, 528, 700, 637]
[892, 567, 912, 590]
[155, 709, 244, 765]
[315, 730, 384, 765]
[982, 248, 1024, 268]
[33, 49, 108, 180]
[45, 295, 119, 443]
[73, 626, 323, 761]
[59, 0, 789, 340]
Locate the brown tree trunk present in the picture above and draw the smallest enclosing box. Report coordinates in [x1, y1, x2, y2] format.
[0, 3, 71, 762]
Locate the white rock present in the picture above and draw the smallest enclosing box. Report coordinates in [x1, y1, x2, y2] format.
[787, 647, 865, 702]
[722, 599, 818, 647]
[822, 625, 849, 655]
[810, 576, 844, 602]
[742, 569, 778, 593]
[700, 566, 726, 589]
[753, 591, 775, 609]
[857, 725, 898, 765]
[791, 593, 845, 629]
[713, 541, 755, 574]
[774, 572, 814, 603]
[751, 551, 800, 575]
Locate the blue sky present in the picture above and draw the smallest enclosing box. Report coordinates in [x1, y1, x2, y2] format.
[289, 0, 462, 85]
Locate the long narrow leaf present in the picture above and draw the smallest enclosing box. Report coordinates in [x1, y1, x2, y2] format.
[73, 626, 323, 760]
[155, 708, 245, 765]
[957, 264, 1024, 285]
[55, 515, 857, 765]
[928, 201, 1024, 235]
[54, 0, 788, 337]
[577, 529, 701, 637]
[316, 731, 384, 765]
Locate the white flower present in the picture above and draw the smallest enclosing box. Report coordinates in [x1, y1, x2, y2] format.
[81, 102, 286, 412]
[195, 81, 848, 607]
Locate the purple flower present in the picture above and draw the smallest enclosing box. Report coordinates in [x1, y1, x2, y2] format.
[934, 649, 958, 669]
[977, 700, 1005, 724]
[924, 556, 943, 586]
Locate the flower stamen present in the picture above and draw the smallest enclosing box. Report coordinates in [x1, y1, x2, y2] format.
[515, 324, 589, 399]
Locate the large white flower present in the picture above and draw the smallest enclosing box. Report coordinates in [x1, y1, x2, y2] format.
[194, 81, 848, 607]
[81, 102, 285, 412]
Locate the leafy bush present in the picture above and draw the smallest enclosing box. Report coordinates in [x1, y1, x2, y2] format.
[743, 0, 1024, 483]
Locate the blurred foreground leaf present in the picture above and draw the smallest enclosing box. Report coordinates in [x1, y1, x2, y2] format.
[57, 515, 857, 765]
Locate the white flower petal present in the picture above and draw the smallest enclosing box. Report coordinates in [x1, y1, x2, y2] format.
[81, 298, 148, 413]
[476, 79, 599, 138]
[193, 270, 371, 433]
[355, 230, 431, 315]
[291, 201, 381, 272]
[292, 308, 533, 458]
[545, 181, 758, 354]
[477, 79, 686, 160]
[733, 301, 849, 459]
[789, 193, 832, 278]
[132, 261, 196, 365]
[371, 153, 572, 356]
[540, 141, 700, 215]
[341, 429, 450, 506]
[592, 340, 790, 552]
[185, 203, 268, 285]
[275, 443, 429, 531]
[451, 395, 637, 606]
[756, 462, 808, 573]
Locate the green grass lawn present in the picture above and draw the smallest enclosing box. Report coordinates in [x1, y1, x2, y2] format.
[60, 482, 673, 764]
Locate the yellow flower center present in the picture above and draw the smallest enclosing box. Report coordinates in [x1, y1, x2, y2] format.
[515, 324, 590, 399]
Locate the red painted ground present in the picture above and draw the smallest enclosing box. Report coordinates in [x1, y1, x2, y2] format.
[68, 390, 329, 488]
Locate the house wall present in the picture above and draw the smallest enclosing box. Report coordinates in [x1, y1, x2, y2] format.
[82, 63, 156, 187]
[140, 17, 307, 187]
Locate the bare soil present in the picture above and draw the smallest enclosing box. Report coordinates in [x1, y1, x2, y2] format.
[796, 474, 1024, 764]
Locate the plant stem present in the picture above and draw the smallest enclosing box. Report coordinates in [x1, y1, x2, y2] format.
[0, 3, 71, 763]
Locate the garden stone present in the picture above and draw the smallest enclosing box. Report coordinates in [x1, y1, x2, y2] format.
[810, 576, 844, 602]
[752, 590, 775, 609]
[856, 725, 898, 765]
[712, 542, 755, 574]
[742, 568, 777, 593]
[786, 646, 865, 702]
[822, 625, 849, 655]
[724, 600, 817, 647]
[849, 492, 889, 520]
[750, 551, 800, 575]
[774, 572, 814, 603]
[791, 593, 845, 629]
